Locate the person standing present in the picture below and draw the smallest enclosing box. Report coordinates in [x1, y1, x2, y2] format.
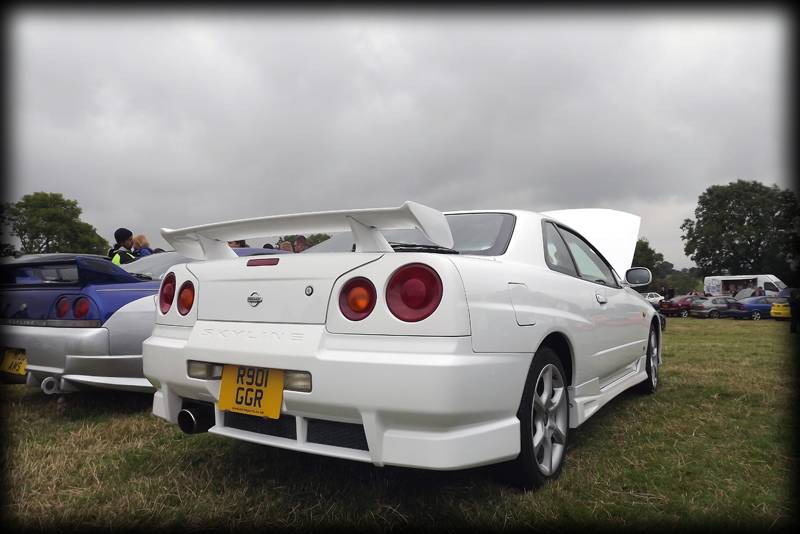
[293, 235, 310, 252]
[789, 289, 800, 334]
[132, 234, 153, 257]
[108, 228, 137, 265]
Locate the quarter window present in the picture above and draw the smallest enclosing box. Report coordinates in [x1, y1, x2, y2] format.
[543, 223, 577, 277]
[557, 227, 617, 287]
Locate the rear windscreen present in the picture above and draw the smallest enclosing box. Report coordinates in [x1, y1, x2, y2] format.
[0, 264, 79, 285]
[306, 212, 516, 255]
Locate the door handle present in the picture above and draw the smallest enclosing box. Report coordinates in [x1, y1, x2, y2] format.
[596, 293, 607, 304]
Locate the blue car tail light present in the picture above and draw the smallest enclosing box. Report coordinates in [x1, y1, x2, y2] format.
[47, 295, 102, 327]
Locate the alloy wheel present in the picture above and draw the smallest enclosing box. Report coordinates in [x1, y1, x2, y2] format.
[752, 311, 761, 320]
[531, 363, 568, 476]
[648, 328, 659, 389]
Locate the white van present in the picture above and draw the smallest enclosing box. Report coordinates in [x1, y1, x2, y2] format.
[703, 274, 786, 297]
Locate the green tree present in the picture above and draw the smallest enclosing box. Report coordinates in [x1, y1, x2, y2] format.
[681, 180, 800, 285]
[0, 204, 17, 257]
[276, 233, 331, 248]
[633, 238, 665, 277]
[2, 192, 109, 255]
[631, 238, 690, 292]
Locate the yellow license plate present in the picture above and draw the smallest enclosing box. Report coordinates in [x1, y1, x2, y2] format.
[1, 349, 27, 376]
[218, 365, 284, 419]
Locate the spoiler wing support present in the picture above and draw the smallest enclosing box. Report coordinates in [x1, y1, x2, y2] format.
[161, 201, 453, 260]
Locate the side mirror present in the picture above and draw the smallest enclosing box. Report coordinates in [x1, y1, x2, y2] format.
[625, 267, 652, 287]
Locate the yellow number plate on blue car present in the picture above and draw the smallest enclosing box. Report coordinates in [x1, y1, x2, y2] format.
[1, 349, 27, 375]
[218, 365, 284, 419]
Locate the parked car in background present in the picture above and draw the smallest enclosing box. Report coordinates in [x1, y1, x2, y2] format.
[0, 248, 283, 393]
[143, 202, 662, 489]
[688, 296, 739, 319]
[642, 292, 664, 305]
[769, 298, 791, 321]
[659, 294, 707, 318]
[727, 296, 782, 321]
[734, 288, 756, 300]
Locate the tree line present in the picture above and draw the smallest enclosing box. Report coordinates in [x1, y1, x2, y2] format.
[3, 181, 798, 290]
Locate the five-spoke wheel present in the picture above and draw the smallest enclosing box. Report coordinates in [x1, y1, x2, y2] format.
[509, 346, 569, 489]
[637, 324, 659, 394]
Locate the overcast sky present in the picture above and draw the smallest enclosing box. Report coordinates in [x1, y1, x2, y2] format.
[7, 9, 789, 267]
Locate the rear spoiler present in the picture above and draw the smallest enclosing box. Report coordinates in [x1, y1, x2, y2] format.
[161, 201, 454, 260]
[541, 208, 641, 277]
[0, 256, 141, 287]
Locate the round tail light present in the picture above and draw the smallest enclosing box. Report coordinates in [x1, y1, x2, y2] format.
[56, 297, 70, 318]
[339, 277, 376, 321]
[160, 272, 176, 314]
[73, 297, 90, 319]
[386, 263, 443, 322]
[177, 281, 195, 316]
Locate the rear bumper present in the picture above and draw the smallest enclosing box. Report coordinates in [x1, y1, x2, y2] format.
[143, 321, 532, 470]
[771, 308, 791, 319]
[0, 325, 153, 393]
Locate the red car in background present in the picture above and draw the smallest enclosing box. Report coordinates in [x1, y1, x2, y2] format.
[659, 294, 707, 317]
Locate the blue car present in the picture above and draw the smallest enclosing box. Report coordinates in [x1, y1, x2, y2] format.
[0, 248, 282, 393]
[728, 296, 783, 321]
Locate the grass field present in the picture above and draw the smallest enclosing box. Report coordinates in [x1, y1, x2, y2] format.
[1, 318, 796, 530]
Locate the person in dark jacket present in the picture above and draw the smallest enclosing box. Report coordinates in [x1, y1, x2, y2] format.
[108, 228, 137, 265]
[789, 288, 800, 334]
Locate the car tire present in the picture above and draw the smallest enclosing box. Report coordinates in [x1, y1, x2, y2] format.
[679, 309, 689, 318]
[751, 311, 761, 321]
[636, 324, 659, 395]
[709, 310, 720, 319]
[507, 346, 569, 490]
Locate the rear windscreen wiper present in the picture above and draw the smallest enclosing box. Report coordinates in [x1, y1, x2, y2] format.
[388, 242, 459, 254]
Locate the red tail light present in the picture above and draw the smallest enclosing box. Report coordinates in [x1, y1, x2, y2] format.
[56, 297, 70, 318]
[386, 263, 443, 322]
[73, 297, 90, 319]
[339, 277, 376, 321]
[160, 272, 176, 314]
[177, 281, 195, 316]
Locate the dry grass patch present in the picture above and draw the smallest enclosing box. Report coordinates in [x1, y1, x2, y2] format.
[1, 318, 796, 530]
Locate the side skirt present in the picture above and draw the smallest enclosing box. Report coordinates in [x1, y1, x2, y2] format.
[567, 354, 648, 428]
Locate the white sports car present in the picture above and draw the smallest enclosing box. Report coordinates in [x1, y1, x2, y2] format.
[142, 202, 661, 488]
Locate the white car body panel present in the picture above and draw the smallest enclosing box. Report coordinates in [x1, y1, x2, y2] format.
[143, 203, 660, 470]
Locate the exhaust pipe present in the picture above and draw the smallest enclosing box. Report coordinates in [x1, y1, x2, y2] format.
[177, 406, 214, 434]
[40, 376, 61, 395]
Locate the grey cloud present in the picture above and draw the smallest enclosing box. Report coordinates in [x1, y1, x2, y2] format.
[9, 11, 789, 267]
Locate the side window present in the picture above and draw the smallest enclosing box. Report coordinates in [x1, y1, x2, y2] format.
[557, 227, 617, 287]
[543, 223, 578, 277]
[764, 282, 778, 292]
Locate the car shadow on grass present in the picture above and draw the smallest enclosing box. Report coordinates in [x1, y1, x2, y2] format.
[1, 383, 153, 420]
